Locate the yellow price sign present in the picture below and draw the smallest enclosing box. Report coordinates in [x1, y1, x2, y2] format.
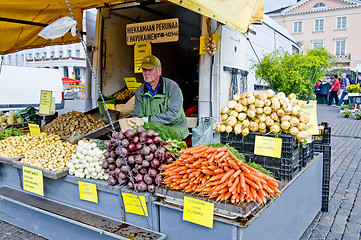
[28, 124, 41, 134]
[23, 166, 44, 196]
[122, 193, 148, 216]
[254, 135, 282, 159]
[105, 104, 115, 110]
[134, 42, 152, 73]
[183, 196, 214, 228]
[301, 100, 319, 135]
[124, 77, 142, 91]
[78, 181, 98, 203]
[39, 90, 52, 115]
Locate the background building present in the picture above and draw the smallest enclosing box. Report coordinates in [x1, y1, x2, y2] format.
[267, 0, 361, 79]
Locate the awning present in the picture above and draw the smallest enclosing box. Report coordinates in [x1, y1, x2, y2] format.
[0, 0, 263, 54]
[62, 77, 82, 83]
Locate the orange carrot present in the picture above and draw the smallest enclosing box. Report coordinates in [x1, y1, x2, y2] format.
[218, 152, 230, 163]
[209, 173, 225, 182]
[179, 145, 204, 154]
[220, 169, 235, 183]
[233, 169, 242, 179]
[240, 164, 251, 174]
[216, 146, 228, 152]
[244, 177, 259, 190]
[202, 168, 214, 175]
[214, 151, 225, 160]
[227, 149, 239, 161]
[228, 159, 240, 170]
[229, 176, 240, 193]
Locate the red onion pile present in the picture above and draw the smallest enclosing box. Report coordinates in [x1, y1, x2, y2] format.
[102, 126, 176, 193]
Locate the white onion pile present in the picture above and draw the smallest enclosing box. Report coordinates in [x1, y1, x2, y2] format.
[66, 140, 109, 180]
[216, 90, 310, 142]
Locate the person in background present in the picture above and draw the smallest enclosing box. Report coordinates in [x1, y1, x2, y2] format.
[337, 73, 351, 106]
[329, 74, 340, 106]
[318, 77, 331, 104]
[133, 55, 189, 139]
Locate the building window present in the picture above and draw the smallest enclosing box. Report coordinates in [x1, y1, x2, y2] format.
[293, 21, 302, 33]
[313, 2, 326, 8]
[36, 53, 40, 59]
[335, 39, 346, 56]
[51, 51, 55, 58]
[76, 50, 80, 57]
[63, 66, 68, 77]
[312, 40, 324, 49]
[336, 16, 347, 30]
[68, 50, 72, 57]
[7, 55, 11, 64]
[43, 52, 47, 58]
[59, 51, 63, 57]
[28, 53, 32, 60]
[314, 19, 324, 32]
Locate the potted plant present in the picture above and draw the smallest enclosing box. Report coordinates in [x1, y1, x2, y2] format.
[341, 110, 352, 118]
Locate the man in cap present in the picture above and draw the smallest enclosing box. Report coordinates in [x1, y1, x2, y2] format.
[336, 73, 351, 106]
[133, 55, 189, 139]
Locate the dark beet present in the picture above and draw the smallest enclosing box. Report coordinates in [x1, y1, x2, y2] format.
[121, 165, 130, 173]
[127, 181, 134, 189]
[104, 140, 111, 150]
[153, 136, 162, 144]
[135, 174, 143, 182]
[142, 146, 151, 156]
[137, 181, 148, 191]
[118, 178, 128, 185]
[128, 143, 136, 152]
[110, 150, 117, 158]
[133, 135, 140, 144]
[114, 167, 121, 176]
[134, 155, 143, 164]
[108, 176, 117, 186]
[107, 157, 115, 164]
[121, 139, 129, 148]
[148, 168, 158, 178]
[117, 131, 124, 140]
[149, 143, 157, 152]
[116, 158, 124, 167]
[146, 130, 155, 138]
[144, 153, 154, 161]
[102, 160, 109, 169]
[166, 157, 174, 164]
[136, 143, 143, 150]
[157, 163, 164, 171]
[124, 129, 135, 139]
[154, 175, 163, 186]
[127, 155, 135, 165]
[119, 172, 127, 180]
[146, 138, 153, 145]
[104, 168, 110, 173]
[109, 163, 116, 171]
[103, 151, 110, 159]
[139, 168, 148, 175]
[147, 184, 156, 193]
[151, 158, 160, 168]
[142, 160, 150, 168]
[144, 174, 153, 185]
[136, 126, 145, 134]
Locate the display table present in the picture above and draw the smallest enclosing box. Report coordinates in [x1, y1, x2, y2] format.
[0, 154, 322, 240]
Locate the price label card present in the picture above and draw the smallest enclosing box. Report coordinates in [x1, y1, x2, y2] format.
[124, 77, 142, 91]
[134, 42, 152, 73]
[254, 135, 282, 158]
[78, 181, 98, 203]
[23, 166, 44, 196]
[301, 100, 319, 135]
[183, 196, 214, 228]
[39, 90, 52, 115]
[28, 124, 41, 134]
[105, 104, 115, 110]
[122, 193, 148, 216]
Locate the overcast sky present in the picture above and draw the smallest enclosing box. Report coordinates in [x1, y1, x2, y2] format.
[264, 0, 297, 12]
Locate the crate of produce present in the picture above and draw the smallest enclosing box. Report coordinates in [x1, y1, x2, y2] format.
[221, 132, 301, 181]
[0, 156, 23, 165]
[301, 142, 314, 168]
[312, 122, 331, 145]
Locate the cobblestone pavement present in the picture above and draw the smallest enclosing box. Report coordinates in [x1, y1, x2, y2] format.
[300, 104, 361, 240]
[0, 104, 360, 240]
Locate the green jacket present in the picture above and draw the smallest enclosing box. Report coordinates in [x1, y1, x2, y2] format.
[133, 77, 189, 139]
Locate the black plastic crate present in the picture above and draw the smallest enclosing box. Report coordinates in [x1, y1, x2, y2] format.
[321, 145, 331, 212]
[220, 132, 300, 155]
[321, 198, 329, 212]
[312, 126, 331, 145]
[243, 148, 301, 181]
[301, 142, 314, 168]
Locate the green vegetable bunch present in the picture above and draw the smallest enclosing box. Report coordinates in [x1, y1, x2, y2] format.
[143, 122, 181, 141]
[16, 106, 38, 124]
[252, 48, 334, 100]
[0, 127, 26, 140]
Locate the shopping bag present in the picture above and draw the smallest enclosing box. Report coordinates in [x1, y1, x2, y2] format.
[191, 119, 214, 146]
[39, 17, 77, 40]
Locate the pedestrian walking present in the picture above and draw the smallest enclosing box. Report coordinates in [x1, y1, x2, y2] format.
[336, 73, 350, 106]
[329, 75, 340, 106]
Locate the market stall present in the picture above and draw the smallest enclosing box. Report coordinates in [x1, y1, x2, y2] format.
[0, 1, 329, 240]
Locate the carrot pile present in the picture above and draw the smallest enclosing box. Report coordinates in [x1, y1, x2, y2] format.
[162, 145, 280, 204]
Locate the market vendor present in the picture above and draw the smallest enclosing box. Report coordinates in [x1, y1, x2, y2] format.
[133, 55, 189, 140]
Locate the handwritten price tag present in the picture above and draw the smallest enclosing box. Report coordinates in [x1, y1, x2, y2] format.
[254, 135, 282, 158]
[122, 193, 148, 216]
[23, 166, 44, 196]
[78, 181, 98, 203]
[28, 124, 41, 134]
[183, 196, 214, 228]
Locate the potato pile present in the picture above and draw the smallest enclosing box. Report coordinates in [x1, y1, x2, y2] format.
[216, 90, 310, 142]
[113, 88, 135, 102]
[0, 133, 77, 171]
[41, 111, 106, 138]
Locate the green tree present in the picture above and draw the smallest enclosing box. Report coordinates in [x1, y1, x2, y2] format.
[252, 48, 334, 100]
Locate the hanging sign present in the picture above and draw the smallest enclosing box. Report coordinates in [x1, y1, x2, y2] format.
[199, 31, 219, 55]
[126, 18, 179, 45]
[254, 136, 282, 158]
[122, 193, 148, 216]
[183, 196, 214, 228]
[28, 124, 41, 134]
[39, 90, 52, 115]
[23, 166, 44, 196]
[301, 101, 319, 135]
[134, 42, 152, 73]
[78, 181, 98, 203]
[124, 77, 142, 91]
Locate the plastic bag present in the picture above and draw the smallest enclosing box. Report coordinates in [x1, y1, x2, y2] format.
[191, 119, 214, 146]
[39, 17, 77, 40]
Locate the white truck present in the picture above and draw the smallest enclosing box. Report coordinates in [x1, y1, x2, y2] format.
[0, 65, 64, 111]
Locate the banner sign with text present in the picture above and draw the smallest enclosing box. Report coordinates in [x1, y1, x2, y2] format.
[126, 18, 179, 45]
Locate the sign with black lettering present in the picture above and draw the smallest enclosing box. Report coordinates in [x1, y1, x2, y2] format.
[183, 196, 214, 228]
[126, 18, 179, 45]
[23, 166, 44, 196]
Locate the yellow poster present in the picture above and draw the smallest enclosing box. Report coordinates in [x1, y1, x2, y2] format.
[124, 77, 142, 91]
[28, 124, 41, 134]
[122, 193, 148, 216]
[183, 196, 214, 228]
[301, 101, 319, 135]
[254, 136, 283, 159]
[105, 104, 115, 110]
[199, 31, 219, 55]
[134, 42, 152, 73]
[23, 166, 44, 196]
[78, 181, 98, 203]
[39, 90, 52, 115]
